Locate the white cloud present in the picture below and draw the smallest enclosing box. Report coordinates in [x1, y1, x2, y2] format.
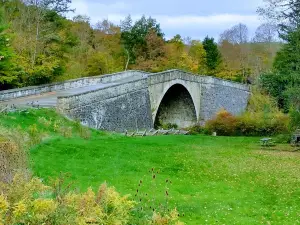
[71, 0, 89, 16]
[88, 13, 259, 27]
[157, 14, 260, 28]
[67, 0, 262, 40]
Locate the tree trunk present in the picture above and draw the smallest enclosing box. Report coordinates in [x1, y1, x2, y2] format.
[125, 49, 130, 71]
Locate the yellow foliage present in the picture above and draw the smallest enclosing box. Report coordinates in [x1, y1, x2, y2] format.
[12, 200, 26, 218]
[32, 199, 57, 220]
[0, 195, 9, 216]
[247, 87, 280, 113]
[0, 174, 135, 225]
[151, 209, 184, 225]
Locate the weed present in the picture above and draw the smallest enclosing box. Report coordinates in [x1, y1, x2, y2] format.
[132, 169, 184, 224]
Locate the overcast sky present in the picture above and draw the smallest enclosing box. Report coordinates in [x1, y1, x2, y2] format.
[68, 0, 265, 41]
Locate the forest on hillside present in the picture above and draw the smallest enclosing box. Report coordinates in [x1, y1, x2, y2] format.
[0, 0, 282, 91]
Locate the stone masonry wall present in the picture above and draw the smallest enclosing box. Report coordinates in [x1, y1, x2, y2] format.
[57, 78, 153, 131]
[199, 77, 250, 122]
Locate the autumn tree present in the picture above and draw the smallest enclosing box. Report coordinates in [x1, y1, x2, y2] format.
[86, 19, 125, 76]
[22, 0, 73, 66]
[188, 40, 207, 74]
[248, 23, 279, 79]
[133, 29, 166, 72]
[0, 0, 75, 85]
[94, 19, 125, 71]
[218, 40, 244, 81]
[219, 24, 251, 82]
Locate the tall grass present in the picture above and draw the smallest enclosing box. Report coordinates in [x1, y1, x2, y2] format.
[0, 127, 29, 183]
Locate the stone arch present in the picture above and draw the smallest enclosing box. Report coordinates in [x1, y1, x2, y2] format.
[154, 84, 198, 129]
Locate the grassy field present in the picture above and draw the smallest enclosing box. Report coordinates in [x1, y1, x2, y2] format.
[0, 109, 299, 224]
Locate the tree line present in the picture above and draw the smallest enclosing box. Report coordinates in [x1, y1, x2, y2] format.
[258, 0, 300, 116]
[0, 0, 282, 92]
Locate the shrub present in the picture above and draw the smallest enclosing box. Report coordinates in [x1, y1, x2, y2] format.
[0, 174, 135, 225]
[236, 111, 290, 136]
[274, 134, 292, 144]
[205, 110, 289, 137]
[187, 125, 207, 135]
[74, 121, 91, 140]
[247, 88, 280, 114]
[28, 124, 44, 145]
[58, 126, 73, 138]
[205, 109, 238, 136]
[162, 123, 178, 130]
[289, 108, 300, 130]
[151, 210, 184, 225]
[205, 90, 290, 137]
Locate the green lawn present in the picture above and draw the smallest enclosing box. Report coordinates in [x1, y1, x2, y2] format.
[1, 109, 300, 224]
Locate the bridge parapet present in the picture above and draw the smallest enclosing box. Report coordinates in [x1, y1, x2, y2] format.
[0, 70, 147, 102]
[148, 69, 249, 91]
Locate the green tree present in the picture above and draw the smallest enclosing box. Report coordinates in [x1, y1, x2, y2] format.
[202, 36, 222, 75]
[0, 7, 20, 89]
[261, 28, 300, 110]
[121, 15, 164, 65]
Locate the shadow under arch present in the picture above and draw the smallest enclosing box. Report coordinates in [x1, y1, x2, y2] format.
[154, 84, 197, 129]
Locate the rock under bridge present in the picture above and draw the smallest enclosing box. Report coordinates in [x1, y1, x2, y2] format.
[0, 70, 250, 131]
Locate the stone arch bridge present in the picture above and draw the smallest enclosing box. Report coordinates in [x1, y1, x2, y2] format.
[0, 70, 250, 131]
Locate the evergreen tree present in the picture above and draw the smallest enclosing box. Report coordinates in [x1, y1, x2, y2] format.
[202, 36, 222, 75]
[261, 28, 300, 110]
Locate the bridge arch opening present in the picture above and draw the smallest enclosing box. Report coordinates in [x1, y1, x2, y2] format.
[154, 84, 197, 129]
